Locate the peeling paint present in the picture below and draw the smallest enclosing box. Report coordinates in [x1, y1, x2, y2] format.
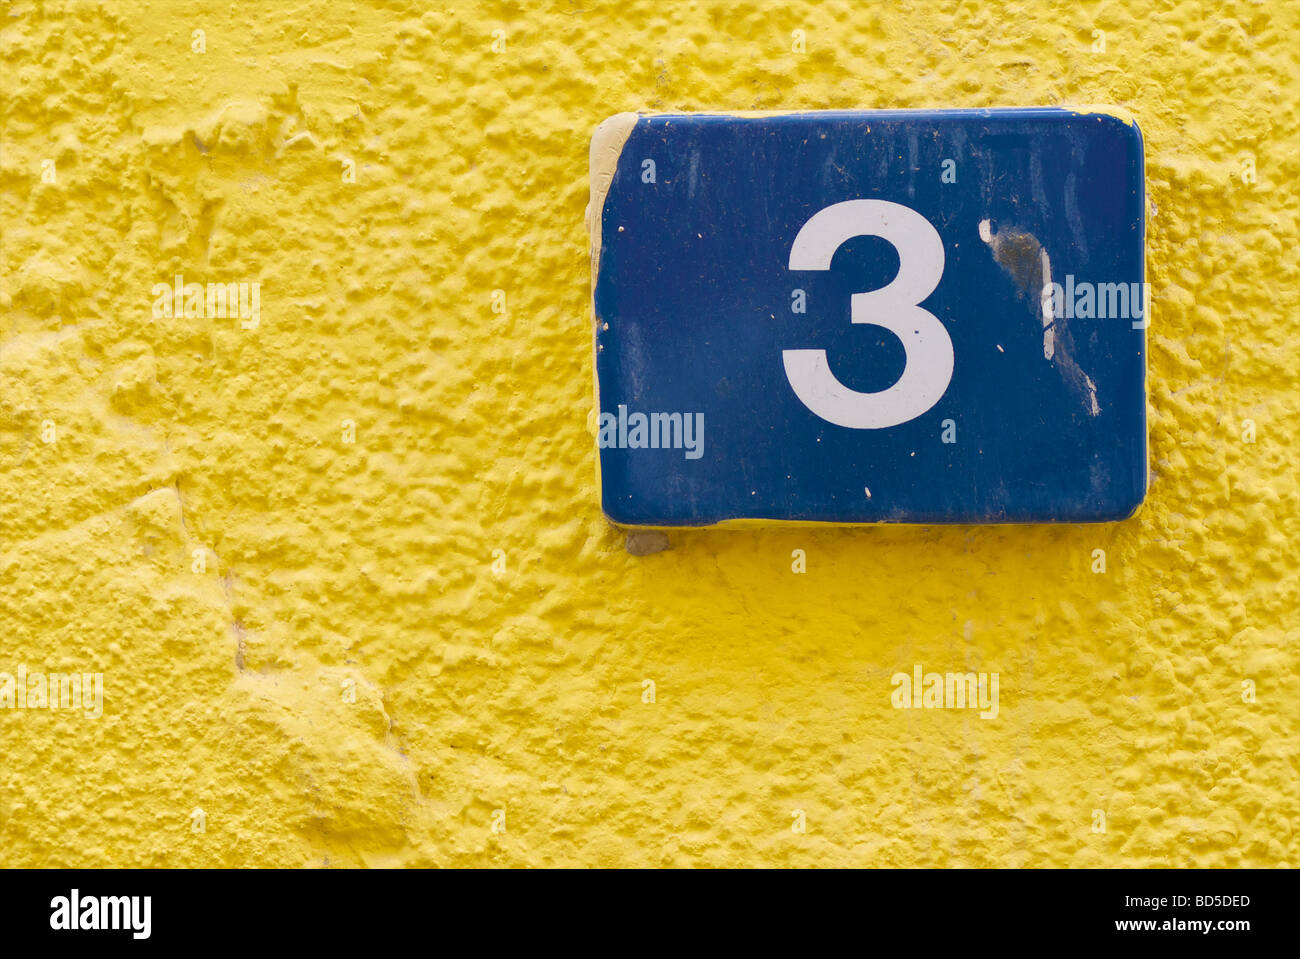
[979, 219, 1100, 416]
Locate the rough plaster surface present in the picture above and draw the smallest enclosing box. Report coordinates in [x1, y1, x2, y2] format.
[1, 0, 1297, 867]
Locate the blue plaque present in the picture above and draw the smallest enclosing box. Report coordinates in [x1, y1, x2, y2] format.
[590, 108, 1147, 526]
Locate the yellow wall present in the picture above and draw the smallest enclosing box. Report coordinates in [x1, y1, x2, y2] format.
[1, 0, 1296, 867]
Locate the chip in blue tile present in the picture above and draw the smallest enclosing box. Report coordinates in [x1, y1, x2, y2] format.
[590, 108, 1147, 526]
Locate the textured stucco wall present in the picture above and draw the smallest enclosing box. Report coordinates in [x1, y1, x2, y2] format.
[1, 0, 1297, 867]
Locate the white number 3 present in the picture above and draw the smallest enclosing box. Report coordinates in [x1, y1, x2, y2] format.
[784, 199, 953, 429]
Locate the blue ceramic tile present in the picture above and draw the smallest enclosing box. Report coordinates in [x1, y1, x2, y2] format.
[592, 108, 1147, 526]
